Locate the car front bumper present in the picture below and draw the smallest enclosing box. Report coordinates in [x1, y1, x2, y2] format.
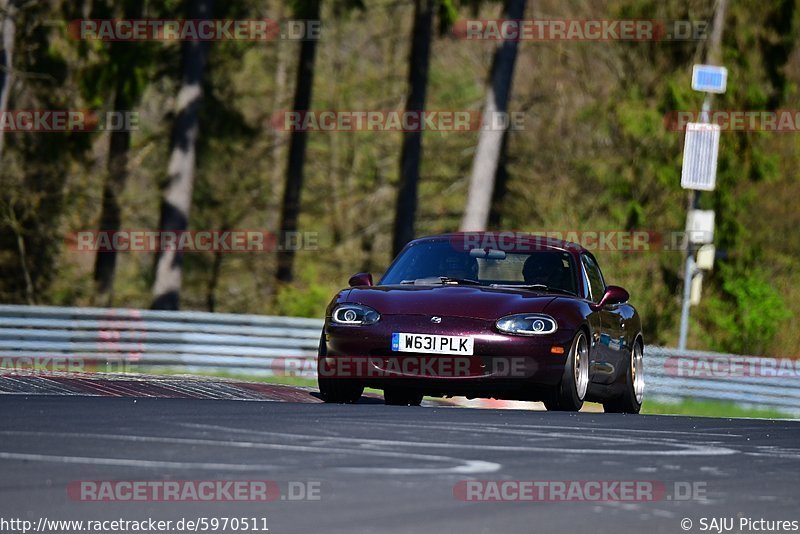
[322, 314, 575, 398]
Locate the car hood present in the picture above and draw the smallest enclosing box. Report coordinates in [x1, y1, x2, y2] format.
[344, 285, 561, 321]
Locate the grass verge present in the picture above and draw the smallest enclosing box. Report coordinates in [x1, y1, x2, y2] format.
[642, 398, 793, 419]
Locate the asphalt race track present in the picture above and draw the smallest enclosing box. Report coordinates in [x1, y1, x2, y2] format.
[1, 384, 799, 533]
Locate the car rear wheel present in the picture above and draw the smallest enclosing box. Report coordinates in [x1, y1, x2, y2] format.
[543, 330, 589, 412]
[383, 388, 423, 406]
[317, 335, 364, 404]
[603, 341, 643, 414]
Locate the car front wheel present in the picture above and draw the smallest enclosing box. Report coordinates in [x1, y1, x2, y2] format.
[603, 342, 643, 414]
[544, 330, 589, 412]
[317, 335, 364, 404]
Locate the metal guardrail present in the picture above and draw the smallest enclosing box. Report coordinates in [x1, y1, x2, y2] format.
[0, 304, 322, 376]
[0, 304, 798, 415]
[645, 347, 800, 415]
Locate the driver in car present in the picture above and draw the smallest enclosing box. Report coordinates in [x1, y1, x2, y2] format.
[522, 252, 572, 291]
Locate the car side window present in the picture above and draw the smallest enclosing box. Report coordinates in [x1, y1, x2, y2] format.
[581, 254, 606, 303]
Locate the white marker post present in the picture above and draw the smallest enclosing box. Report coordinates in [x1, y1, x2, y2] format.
[678, 68, 725, 350]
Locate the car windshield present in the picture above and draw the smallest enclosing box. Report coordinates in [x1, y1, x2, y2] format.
[380, 240, 578, 295]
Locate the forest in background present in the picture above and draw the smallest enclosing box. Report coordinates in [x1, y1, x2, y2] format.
[0, 0, 798, 357]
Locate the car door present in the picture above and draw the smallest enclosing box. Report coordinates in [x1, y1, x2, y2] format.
[581, 254, 625, 383]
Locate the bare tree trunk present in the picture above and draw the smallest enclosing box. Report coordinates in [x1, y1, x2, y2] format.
[0, 1, 27, 302]
[460, 0, 524, 231]
[151, 0, 213, 310]
[0, 0, 17, 159]
[92, 85, 131, 306]
[269, 11, 288, 231]
[92, 3, 143, 307]
[206, 245, 223, 312]
[488, 130, 510, 228]
[4, 203, 34, 304]
[275, 0, 321, 284]
[392, 0, 434, 257]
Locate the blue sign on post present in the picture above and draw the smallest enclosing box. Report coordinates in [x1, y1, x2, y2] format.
[691, 64, 727, 93]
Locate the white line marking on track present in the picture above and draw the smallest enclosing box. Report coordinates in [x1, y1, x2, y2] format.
[0, 451, 278, 471]
[280, 420, 740, 456]
[0, 430, 500, 475]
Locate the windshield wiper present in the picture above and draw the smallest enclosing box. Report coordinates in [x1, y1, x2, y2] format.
[401, 276, 481, 286]
[491, 283, 576, 296]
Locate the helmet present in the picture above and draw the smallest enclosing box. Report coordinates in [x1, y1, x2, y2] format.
[522, 252, 571, 289]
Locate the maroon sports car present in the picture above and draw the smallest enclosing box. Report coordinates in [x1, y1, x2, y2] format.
[318, 232, 644, 413]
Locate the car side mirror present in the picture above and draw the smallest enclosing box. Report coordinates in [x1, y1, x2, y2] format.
[590, 285, 629, 310]
[348, 272, 373, 287]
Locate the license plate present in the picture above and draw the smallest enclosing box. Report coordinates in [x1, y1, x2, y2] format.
[391, 333, 474, 355]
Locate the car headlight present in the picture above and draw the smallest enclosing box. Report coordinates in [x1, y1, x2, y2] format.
[331, 304, 380, 325]
[496, 314, 558, 335]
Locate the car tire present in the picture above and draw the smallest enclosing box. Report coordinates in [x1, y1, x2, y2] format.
[603, 341, 643, 414]
[317, 335, 364, 404]
[544, 330, 589, 412]
[383, 388, 423, 406]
